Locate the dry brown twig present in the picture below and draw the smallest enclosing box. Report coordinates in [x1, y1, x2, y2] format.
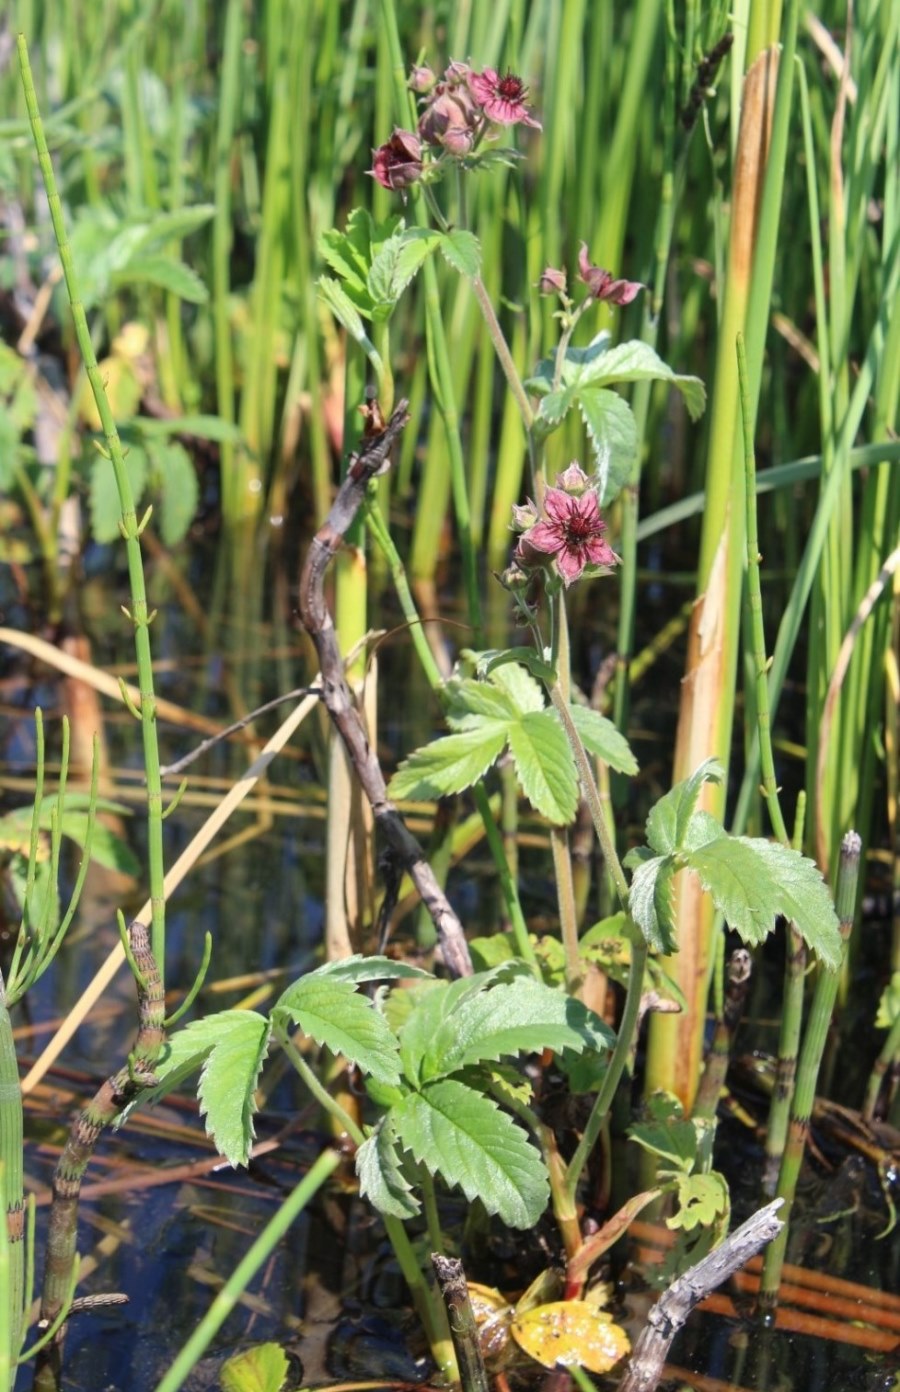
[298, 399, 472, 978]
[617, 1199, 784, 1392]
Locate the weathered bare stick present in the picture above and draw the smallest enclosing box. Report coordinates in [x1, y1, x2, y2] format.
[617, 1200, 784, 1392]
[431, 1254, 490, 1392]
[299, 400, 472, 978]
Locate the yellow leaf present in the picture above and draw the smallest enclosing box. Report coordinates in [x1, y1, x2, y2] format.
[511, 1301, 630, 1373]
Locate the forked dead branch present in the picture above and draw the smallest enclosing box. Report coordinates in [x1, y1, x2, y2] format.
[298, 400, 473, 979]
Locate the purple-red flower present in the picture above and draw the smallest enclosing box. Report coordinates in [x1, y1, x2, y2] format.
[577, 243, 644, 304]
[517, 484, 617, 586]
[369, 129, 423, 190]
[469, 68, 541, 128]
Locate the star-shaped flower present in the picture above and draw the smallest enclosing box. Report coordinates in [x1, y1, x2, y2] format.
[577, 243, 644, 304]
[469, 68, 541, 128]
[518, 484, 617, 586]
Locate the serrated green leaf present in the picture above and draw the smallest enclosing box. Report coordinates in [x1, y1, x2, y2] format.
[669, 1172, 730, 1232]
[489, 661, 545, 714]
[628, 1094, 697, 1173]
[90, 444, 148, 543]
[876, 972, 900, 1029]
[113, 255, 209, 303]
[272, 977, 402, 1084]
[388, 722, 509, 800]
[574, 339, 706, 420]
[567, 705, 638, 775]
[367, 228, 440, 308]
[128, 205, 216, 254]
[393, 1079, 548, 1228]
[312, 954, 433, 984]
[684, 836, 842, 966]
[508, 710, 578, 825]
[627, 853, 677, 953]
[318, 226, 371, 295]
[528, 335, 706, 423]
[477, 647, 558, 686]
[191, 1010, 271, 1165]
[439, 229, 481, 278]
[137, 413, 242, 443]
[397, 969, 529, 1083]
[149, 438, 199, 546]
[533, 384, 578, 423]
[356, 1116, 421, 1219]
[468, 934, 518, 971]
[220, 1342, 289, 1392]
[445, 678, 517, 725]
[682, 810, 725, 852]
[576, 386, 638, 505]
[419, 976, 614, 1082]
[317, 277, 384, 380]
[645, 758, 723, 856]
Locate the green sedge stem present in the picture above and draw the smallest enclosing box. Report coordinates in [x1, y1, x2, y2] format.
[738, 332, 789, 846]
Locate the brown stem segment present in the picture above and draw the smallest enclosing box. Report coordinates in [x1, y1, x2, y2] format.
[40, 921, 165, 1328]
[299, 399, 472, 979]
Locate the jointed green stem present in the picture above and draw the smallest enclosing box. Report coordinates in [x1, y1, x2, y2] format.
[18, 36, 167, 982]
[759, 831, 860, 1304]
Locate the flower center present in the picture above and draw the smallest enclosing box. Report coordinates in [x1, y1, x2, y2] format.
[563, 514, 597, 545]
[496, 72, 527, 100]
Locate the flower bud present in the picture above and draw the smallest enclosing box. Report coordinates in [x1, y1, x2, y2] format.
[369, 129, 423, 190]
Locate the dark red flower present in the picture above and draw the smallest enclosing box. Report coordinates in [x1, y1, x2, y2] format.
[517, 484, 617, 585]
[469, 68, 541, 128]
[369, 129, 423, 190]
[577, 243, 644, 304]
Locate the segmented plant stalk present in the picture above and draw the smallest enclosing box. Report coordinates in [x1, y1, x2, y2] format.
[18, 36, 167, 981]
[758, 831, 860, 1306]
[211, 0, 242, 524]
[693, 949, 753, 1121]
[864, 1012, 900, 1123]
[40, 923, 165, 1325]
[0, 990, 24, 1371]
[431, 1255, 490, 1392]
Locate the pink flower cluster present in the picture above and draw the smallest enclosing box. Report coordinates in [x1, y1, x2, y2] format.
[369, 61, 540, 190]
[512, 463, 618, 588]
